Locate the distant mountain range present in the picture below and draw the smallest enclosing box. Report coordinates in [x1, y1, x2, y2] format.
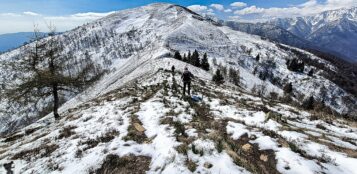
[223, 7, 357, 63]
[267, 7, 357, 63]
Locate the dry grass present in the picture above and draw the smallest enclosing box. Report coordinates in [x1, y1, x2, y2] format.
[90, 154, 151, 174]
[12, 144, 59, 160]
[57, 125, 77, 139]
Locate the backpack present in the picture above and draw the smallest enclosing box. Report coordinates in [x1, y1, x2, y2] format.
[182, 71, 192, 82]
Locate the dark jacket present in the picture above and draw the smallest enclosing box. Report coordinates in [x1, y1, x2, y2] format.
[182, 70, 193, 82]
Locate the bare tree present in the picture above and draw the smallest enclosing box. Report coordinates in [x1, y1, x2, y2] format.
[4, 25, 102, 120]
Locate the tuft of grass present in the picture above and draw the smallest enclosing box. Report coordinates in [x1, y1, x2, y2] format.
[186, 159, 197, 172]
[216, 139, 224, 153]
[80, 129, 119, 151]
[176, 144, 188, 155]
[173, 121, 187, 137]
[91, 154, 151, 174]
[58, 125, 77, 139]
[12, 144, 59, 160]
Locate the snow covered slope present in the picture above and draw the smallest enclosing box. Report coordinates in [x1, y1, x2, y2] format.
[0, 3, 356, 144]
[1, 68, 356, 174]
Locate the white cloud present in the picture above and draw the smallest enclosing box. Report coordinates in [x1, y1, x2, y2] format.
[230, 2, 247, 8]
[187, 5, 208, 12]
[0, 13, 22, 17]
[232, 0, 357, 21]
[224, 9, 233, 13]
[23, 11, 40, 16]
[234, 6, 265, 15]
[46, 12, 115, 21]
[0, 11, 115, 34]
[210, 4, 225, 11]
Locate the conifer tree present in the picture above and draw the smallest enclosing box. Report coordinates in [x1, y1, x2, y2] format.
[283, 82, 293, 94]
[302, 96, 315, 110]
[183, 53, 187, 62]
[192, 50, 200, 67]
[256, 54, 260, 62]
[201, 53, 210, 71]
[212, 69, 224, 85]
[174, 51, 182, 60]
[229, 67, 240, 86]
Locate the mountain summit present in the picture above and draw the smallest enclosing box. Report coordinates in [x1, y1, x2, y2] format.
[0, 3, 356, 174]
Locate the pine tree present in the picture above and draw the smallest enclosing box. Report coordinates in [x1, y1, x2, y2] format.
[287, 58, 304, 72]
[174, 51, 182, 60]
[256, 54, 260, 62]
[308, 69, 314, 76]
[187, 51, 191, 62]
[4, 26, 102, 120]
[229, 67, 240, 86]
[183, 53, 187, 62]
[212, 69, 224, 85]
[191, 50, 200, 67]
[201, 53, 210, 71]
[302, 96, 315, 110]
[283, 82, 293, 94]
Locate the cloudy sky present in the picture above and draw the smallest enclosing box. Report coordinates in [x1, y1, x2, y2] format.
[0, 0, 356, 34]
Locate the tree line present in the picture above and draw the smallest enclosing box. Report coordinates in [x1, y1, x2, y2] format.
[173, 50, 210, 71]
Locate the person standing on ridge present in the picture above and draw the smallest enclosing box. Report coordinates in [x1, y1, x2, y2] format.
[171, 65, 175, 75]
[181, 67, 194, 96]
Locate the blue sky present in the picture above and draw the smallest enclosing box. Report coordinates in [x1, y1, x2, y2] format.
[0, 0, 356, 34]
[0, 0, 312, 15]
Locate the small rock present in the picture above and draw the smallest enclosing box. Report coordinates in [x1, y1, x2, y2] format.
[249, 134, 257, 140]
[204, 162, 213, 169]
[242, 143, 252, 152]
[260, 154, 268, 162]
[133, 123, 146, 132]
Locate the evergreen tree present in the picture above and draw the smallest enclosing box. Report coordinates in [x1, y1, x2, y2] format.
[283, 82, 293, 94]
[229, 67, 240, 86]
[212, 69, 224, 85]
[187, 51, 191, 62]
[302, 96, 315, 110]
[191, 50, 200, 66]
[308, 69, 314, 76]
[286, 58, 304, 72]
[183, 53, 187, 62]
[256, 54, 260, 62]
[174, 51, 182, 60]
[201, 53, 210, 71]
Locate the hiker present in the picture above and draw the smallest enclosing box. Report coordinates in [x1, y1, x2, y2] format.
[171, 65, 175, 75]
[181, 67, 194, 95]
[4, 161, 14, 174]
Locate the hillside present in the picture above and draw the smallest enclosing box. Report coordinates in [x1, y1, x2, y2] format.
[1, 67, 357, 173]
[0, 3, 356, 173]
